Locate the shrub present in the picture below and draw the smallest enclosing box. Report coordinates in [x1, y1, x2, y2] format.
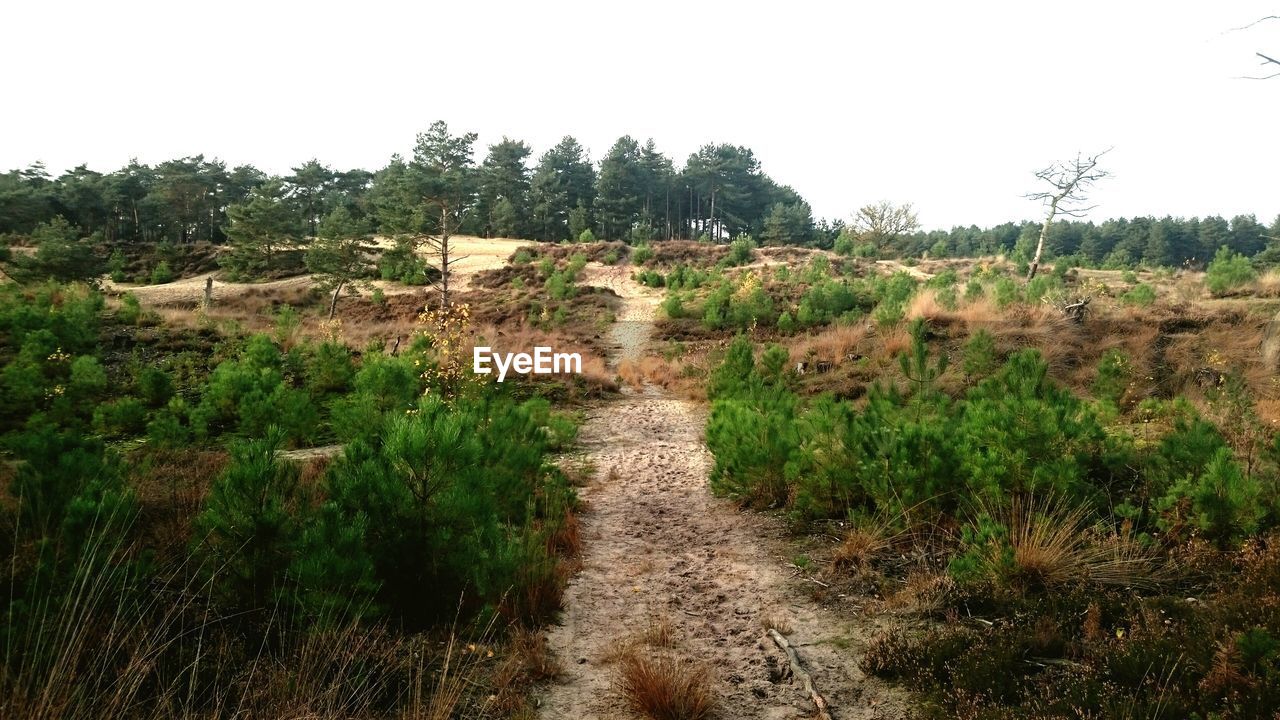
[603, 248, 619, 265]
[777, 310, 796, 334]
[305, 341, 355, 396]
[577, 228, 596, 243]
[92, 396, 148, 437]
[1206, 246, 1256, 295]
[962, 329, 998, 379]
[149, 261, 174, 284]
[1157, 447, 1265, 545]
[1120, 283, 1156, 306]
[964, 279, 984, 302]
[322, 393, 570, 625]
[661, 293, 686, 319]
[136, 366, 174, 407]
[189, 334, 320, 444]
[108, 248, 126, 283]
[993, 277, 1021, 307]
[194, 428, 305, 612]
[726, 236, 755, 266]
[7, 425, 133, 544]
[631, 243, 653, 264]
[833, 231, 856, 256]
[957, 350, 1114, 499]
[117, 292, 141, 324]
[1092, 349, 1131, 407]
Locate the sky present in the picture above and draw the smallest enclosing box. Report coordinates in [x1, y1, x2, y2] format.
[2, 1, 1278, 230]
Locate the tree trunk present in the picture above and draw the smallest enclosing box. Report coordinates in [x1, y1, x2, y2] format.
[709, 189, 717, 241]
[439, 206, 451, 309]
[1027, 198, 1058, 281]
[328, 279, 344, 320]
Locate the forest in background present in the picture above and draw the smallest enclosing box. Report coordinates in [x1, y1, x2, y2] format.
[4, 121, 1278, 274]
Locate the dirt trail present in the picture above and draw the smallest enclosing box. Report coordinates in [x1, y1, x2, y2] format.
[540, 275, 906, 719]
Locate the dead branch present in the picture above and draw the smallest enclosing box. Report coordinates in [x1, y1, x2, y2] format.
[767, 629, 832, 720]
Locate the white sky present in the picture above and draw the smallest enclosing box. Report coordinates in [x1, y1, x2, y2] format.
[2, 1, 1278, 230]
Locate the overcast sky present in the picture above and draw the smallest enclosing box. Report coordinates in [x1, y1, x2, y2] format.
[3, 1, 1278, 229]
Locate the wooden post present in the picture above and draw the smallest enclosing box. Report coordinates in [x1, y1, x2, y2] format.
[203, 276, 213, 309]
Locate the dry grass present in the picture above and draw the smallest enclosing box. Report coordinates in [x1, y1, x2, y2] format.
[832, 524, 894, 572]
[1252, 269, 1280, 298]
[639, 617, 678, 648]
[615, 649, 717, 720]
[884, 567, 956, 615]
[789, 324, 867, 364]
[618, 356, 677, 389]
[904, 289, 945, 321]
[977, 495, 1159, 591]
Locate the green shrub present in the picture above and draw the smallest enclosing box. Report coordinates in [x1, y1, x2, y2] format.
[1092, 349, 1131, 407]
[512, 249, 533, 265]
[964, 279, 984, 302]
[577, 228, 595, 243]
[147, 397, 191, 447]
[305, 341, 355, 396]
[1122, 270, 1138, 284]
[117, 292, 141, 325]
[962, 329, 998, 379]
[957, 350, 1114, 499]
[726, 236, 755, 266]
[661, 292, 686, 319]
[7, 425, 134, 544]
[833, 231, 856, 256]
[149, 261, 174, 284]
[108, 248, 126, 283]
[195, 428, 306, 612]
[1120, 282, 1156, 306]
[1157, 447, 1265, 545]
[92, 396, 147, 437]
[993, 277, 1021, 307]
[322, 393, 569, 624]
[631, 243, 653, 264]
[136, 366, 174, 407]
[777, 310, 796, 334]
[1206, 246, 1256, 295]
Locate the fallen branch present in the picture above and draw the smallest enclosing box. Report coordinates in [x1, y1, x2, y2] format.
[767, 629, 832, 720]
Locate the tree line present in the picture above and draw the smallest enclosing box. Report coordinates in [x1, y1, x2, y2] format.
[0, 122, 821, 248]
[876, 213, 1280, 269]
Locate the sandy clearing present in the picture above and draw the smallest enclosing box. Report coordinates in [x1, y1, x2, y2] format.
[540, 275, 907, 719]
[105, 235, 531, 304]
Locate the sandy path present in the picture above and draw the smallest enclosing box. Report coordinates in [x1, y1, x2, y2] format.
[540, 275, 906, 719]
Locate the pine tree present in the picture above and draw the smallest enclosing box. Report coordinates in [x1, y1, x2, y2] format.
[306, 206, 375, 319]
[221, 181, 297, 279]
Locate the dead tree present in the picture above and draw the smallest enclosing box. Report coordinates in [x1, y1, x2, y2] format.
[1025, 151, 1110, 280]
[1232, 16, 1280, 79]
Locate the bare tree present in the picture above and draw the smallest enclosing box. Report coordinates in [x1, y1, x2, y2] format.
[1025, 151, 1110, 280]
[852, 201, 919, 250]
[1232, 16, 1280, 79]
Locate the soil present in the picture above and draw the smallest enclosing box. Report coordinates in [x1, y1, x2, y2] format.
[539, 273, 907, 719]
